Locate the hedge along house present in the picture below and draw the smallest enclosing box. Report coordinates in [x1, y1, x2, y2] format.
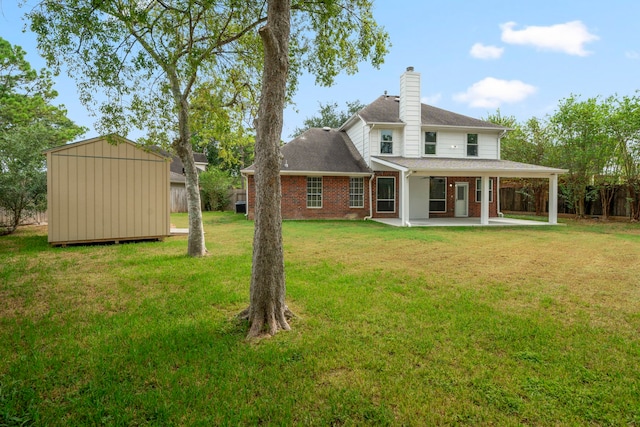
[242, 67, 567, 226]
[45, 135, 171, 245]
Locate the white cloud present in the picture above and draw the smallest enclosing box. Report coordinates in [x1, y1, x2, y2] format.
[421, 94, 442, 105]
[453, 77, 537, 109]
[470, 43, 504, 60]
[500, 21, 598, 56]
[625, 50, 640, 60]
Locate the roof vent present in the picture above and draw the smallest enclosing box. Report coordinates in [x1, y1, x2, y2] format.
[322, 126, 331, 131]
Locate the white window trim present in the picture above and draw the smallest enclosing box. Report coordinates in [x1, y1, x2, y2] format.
[467, 133, 479, 157]
[379, 129, 394, 155]
[429, 177, 447, 213]
[349, 177, 365, 208]
[424, 131, 437, 156]
[376, 176, 396, 213]
[475, 178, 494, 203]
[306, 176, 323, 209]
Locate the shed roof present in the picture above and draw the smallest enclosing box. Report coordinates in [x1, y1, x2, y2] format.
[45, 135, 169, 159]
[242, 128, 371, 175]
[355, 95, 508, 130]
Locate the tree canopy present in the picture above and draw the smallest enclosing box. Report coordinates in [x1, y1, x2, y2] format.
[0, 37, 85, 234]
[27, 0, 389, 256]
[290, 100, 366, 137]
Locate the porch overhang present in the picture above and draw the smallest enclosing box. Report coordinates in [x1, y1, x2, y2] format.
[370, 156, 567, 227]
[371, 156, 567, 178]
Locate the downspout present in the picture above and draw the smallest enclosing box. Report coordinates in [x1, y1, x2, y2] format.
[497, 176, 503, 217]
[364, 173, 375, 220]
[242, 172, 249, 219]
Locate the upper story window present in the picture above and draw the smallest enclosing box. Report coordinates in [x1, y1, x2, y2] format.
[425, 132, 437, 155]
[307, 177, 322, 208]
[380, 130, 393, 154]
[467, 133, 478, 156]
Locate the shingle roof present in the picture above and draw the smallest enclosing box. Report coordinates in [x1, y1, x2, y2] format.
[150, 147, 208, 175]
[242, 128, 371, 174]
[357, 95, 508, 129]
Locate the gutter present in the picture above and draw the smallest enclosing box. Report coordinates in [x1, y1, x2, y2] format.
[364, 173, 375, 221]
[241, 172, 249, 219]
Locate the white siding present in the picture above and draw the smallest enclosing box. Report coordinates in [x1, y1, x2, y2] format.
[478, 133, 499, 159]
[424, 130, 500, 159]
[345, 119, 365, 160]
[372, 127, 403, 157]
[400, 69, 422, 158]
[434, 131, 465, 158]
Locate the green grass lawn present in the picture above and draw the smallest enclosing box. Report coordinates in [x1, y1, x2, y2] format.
[1, 212, 639, 425]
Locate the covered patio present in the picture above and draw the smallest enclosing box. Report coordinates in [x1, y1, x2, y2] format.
[372, 157, 568, 226]
[372, 216, 555, 227]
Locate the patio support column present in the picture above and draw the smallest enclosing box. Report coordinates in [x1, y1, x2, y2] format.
[549, 174, 559, 225]
[481, 175, 490, 225]
[401, 170, 410, 226]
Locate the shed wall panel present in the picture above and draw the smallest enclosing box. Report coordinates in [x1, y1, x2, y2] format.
[46, 137, 170, 244]
[94, 141, 104, 239]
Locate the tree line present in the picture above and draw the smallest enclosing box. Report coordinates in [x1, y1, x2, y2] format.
[488, 94, 640, 220]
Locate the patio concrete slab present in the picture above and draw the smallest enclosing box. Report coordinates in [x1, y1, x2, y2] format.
[372, 217, 555, 227]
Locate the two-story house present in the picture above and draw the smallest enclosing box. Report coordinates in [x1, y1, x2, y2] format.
[242, 67, 566, 226]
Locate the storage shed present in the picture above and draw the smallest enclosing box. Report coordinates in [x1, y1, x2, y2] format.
[45, 135, 171, 246]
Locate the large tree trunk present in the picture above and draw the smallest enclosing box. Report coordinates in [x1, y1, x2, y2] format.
[172, 93, 207, 257]
[174, 140, 206, 257]
[239, 0, 292, 339]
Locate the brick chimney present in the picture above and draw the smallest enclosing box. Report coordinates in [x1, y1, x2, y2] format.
[399, 67, 421, 157]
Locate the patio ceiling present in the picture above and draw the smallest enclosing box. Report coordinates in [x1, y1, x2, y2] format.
[372, 156, 567, 178]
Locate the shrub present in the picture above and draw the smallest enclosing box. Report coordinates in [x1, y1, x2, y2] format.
[199, 167, 233, 211]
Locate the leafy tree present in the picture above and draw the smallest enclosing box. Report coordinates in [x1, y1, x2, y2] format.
[290, 100, 365, 137]
[0, 37, 85, 235]
[607, 94, 640, 220]
[237, 0, 389, 339]
[199, 167, 233, 211]
[488, 111, 559, 216]
[28, 0, 388, 259]
[27, 0, 266, 257]
[28, 0, 388, 335]
[190, 73, 258, 180]
[550, 95, 615, 218]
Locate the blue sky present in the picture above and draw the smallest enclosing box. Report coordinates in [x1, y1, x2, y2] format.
[2, 1, 639, 141]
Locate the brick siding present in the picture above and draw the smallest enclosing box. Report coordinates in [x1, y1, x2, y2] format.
[245, 173, 497, 220]
[246, 175, 370, 220]
[428, 176, 498, 218]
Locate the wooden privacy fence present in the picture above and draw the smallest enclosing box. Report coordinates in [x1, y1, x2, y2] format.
[171, 187, 246, 213]
[0, 208, 48, 226]
[500, 185, 631, 217]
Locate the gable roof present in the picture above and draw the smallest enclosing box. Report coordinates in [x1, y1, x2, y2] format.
[44, 135, 170, 159]
[354, 95, 507, 130]
[242, 128, 371, 175]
